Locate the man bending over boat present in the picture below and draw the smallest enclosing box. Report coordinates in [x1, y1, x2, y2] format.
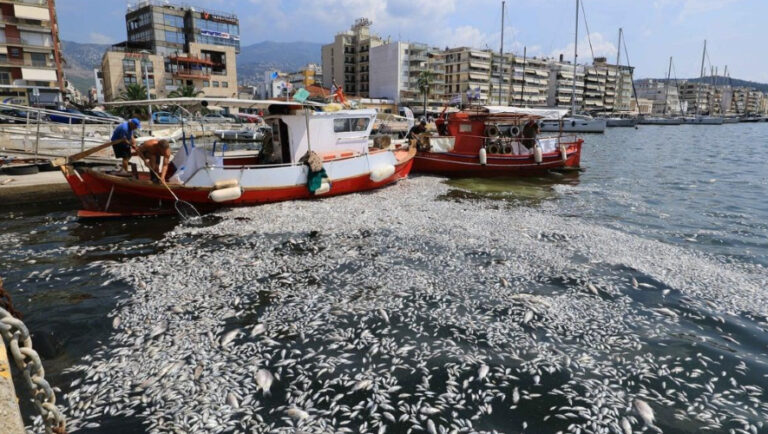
[136, 139, 172, 182]
[110, 118, 141, 172]
[520, 119, 540, 150]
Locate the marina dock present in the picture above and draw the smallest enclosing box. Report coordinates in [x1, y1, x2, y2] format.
[0, 338, 25, 434]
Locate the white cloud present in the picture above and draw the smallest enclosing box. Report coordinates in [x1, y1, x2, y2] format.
[550, 32, 617, 63]
[89, 32, 114, 44]
[653, 0, 739, 20]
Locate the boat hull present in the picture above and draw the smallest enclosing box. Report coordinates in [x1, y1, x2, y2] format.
[412, 140, 583, 177]
[638, 118, 682, 125]
[540, 118, 606, 133]
[681, 117, 723, 125]
[63, 149, 415, 217]
[605, 118, 638, 127]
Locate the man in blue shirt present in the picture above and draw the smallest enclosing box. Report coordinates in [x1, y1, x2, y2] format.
[111, 118, 141, 172]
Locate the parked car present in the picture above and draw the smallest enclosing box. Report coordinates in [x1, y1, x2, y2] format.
[201, 113, 234, 123]
[0, 107, 30, 124]
[152, 111, 183, 124]
[83, 110, 124, 123]
[49, 108, 86, 124]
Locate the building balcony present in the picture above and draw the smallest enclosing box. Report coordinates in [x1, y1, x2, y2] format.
[168, 55, 215, 66]
[172, 70, 211, 80]
[0, 57, 55, 68]
[0, 36, 53, 49]
[0, 14, 51, 28]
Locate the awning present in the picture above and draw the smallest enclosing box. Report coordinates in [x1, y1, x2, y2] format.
[484, 106, 569, 120]
[21, 68, 57, 82]
[14, 5, 50, 21]
[0, 47, 7, 54]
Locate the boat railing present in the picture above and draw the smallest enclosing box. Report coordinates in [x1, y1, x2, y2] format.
[0, 102, 123, 160]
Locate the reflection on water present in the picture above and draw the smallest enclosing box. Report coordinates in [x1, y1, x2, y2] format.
[442, 170, 581, 204]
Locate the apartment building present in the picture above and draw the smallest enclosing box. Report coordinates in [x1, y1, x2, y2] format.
[321, 18, 382, 97]
[634, 79, 684, 115]
[546, 61, 585, 110]
[100, 1, 239, 102]
[0, 0, 64, 107]
[288, 63, 322, 90]
[508, 56, 549, 107]
[678, 82, 714, 115]
[730, 87, 764, 115]
[443, 47, 495, 104]
[369, 41, 446, 109]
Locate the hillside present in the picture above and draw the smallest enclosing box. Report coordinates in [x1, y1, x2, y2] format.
[61, 40, 322, 93]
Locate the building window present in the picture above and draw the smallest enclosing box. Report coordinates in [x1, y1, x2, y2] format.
[212, 81, 219, 88]
[30, 52, 47, 67]
[164, 31, 185, 45]
[122, 59, 136, 72]
[163, 14, 184, 28]
[165, 78, 174, 86]
[123, 76, 138, 86]
[203, 80, 210, 87]
[222, 81, 228, 88]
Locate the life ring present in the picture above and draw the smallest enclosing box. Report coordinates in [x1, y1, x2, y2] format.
[502, 144, 513, 154]
[487, 143, 501, 154]
[509, 126, 520, 137]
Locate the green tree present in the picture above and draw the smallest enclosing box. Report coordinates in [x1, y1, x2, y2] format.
[416, 70, 436, 119]
[115, 83, 150, 118]
[168, 85, 204, 98]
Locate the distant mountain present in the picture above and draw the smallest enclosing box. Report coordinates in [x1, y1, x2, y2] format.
[61, 39, 322, 94]
[636, 76, 768, 93]
[236, 41, 322, 84]
[61, 40, 110, 94]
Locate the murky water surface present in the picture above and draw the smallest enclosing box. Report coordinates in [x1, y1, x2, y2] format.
[2, 124, 768, 433]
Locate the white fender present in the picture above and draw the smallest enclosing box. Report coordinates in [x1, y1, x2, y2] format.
[214, 179, 239, 190]
[479, 148, 487, 165]
[370, 164, 395, 183]
[209, 186, 242, 203]
[315, 180, 331, 195]
[560, 144, 568, 162]
[534, 145, 543, 164]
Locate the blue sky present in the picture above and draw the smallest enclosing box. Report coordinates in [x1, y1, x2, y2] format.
[57, 0, 768, 82]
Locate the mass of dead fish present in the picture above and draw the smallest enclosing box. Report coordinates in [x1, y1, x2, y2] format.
[24, 177, 768, 433]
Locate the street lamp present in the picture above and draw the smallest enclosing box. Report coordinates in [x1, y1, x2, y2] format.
[140, 50, 153, 131]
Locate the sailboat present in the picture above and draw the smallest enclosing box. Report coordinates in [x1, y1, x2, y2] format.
[639, 57, 683, 125]
[604, 28, 638, 127]
[539, 0, 606, 133]
[682, 40, 723, 125]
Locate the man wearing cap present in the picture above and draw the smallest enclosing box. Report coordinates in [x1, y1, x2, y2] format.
[111, 118, 141, 172]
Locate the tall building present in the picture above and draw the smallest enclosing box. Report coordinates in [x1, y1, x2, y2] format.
[369, 41, 445, 109]
[288, 63, 322, 90]
[635, 79, 684, 115]
[0, 0, 64, 107]
[546, 61, 585, 110]
[100, 1, 239, 102]
[488, 52, 514, 106]
[509, 56, 550, 107]
[321, 18, 382, 97]
[443, 47, 494, 104]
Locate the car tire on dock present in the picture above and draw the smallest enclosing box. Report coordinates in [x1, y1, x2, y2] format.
[2, 164, 40, 176]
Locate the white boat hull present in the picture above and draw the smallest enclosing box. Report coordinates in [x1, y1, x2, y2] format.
[539, 118, 607, 133]
[681, 116, 723, 125]
[638, 117, 682, 125]
[605, 118, 638, 127]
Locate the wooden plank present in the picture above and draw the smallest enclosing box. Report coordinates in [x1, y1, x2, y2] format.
[0, 339, 25, 434]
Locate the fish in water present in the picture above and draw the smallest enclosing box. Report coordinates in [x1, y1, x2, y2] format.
[634, 399, 657, 429]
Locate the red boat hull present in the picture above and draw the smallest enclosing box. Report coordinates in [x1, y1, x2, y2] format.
[63, 150, 415, 217]
[413, 140, 583, 177]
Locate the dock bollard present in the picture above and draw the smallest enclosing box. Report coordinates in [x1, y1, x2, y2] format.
[0, 337, 25, 434]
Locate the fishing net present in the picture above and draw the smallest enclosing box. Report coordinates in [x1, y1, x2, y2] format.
[175, 199, 201, 222]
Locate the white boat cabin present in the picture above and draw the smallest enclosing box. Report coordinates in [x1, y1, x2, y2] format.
[261, 108, 377, 164]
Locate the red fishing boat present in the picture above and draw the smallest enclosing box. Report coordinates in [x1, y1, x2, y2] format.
[59, 98, 415, 218]
[412, 106, 583, 177]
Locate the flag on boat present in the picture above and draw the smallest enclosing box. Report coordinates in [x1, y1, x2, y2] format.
[449, 94, 462, 105]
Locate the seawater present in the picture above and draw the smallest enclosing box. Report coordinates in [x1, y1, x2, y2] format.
[1, 123, 767, 433]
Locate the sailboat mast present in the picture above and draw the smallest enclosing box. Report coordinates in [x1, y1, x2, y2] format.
[499, 0, 505, 105]
[571, 0, 579, 115]
[613, 28, 622, 113]
[520, 46, 526, 105]
[695, 39, 706, 117]
[663, 56, 672, 115]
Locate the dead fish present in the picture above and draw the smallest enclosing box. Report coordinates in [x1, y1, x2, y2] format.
[631, 277, 638, 288]
[621, 417, 632, 434]
[478, 365, 489, 380]
[285, 407, 309, 420]
[352, 379, 373, 392]
[220, 328, 240, 347]
[656, 308, 678, 318]
[250, 324, 266, 337]
[634, 399, 656, 428]
[149, 322, 167, 339]
[112, 316, 121, 329]
[500, 277, 510, 287]
[227, 392, 239, 409]
[255, 369, 274, 395]
[587, 283, 599, 296]
[523, 310, 534, 324]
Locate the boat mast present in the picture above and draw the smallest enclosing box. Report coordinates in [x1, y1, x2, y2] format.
[613, 28, 622, 113]
[499, 0, 505, 105]
[571, 0, 579, 115]
[663, 56, 672, 115]
[520, 46, 526, 105]
[695, 39, 706, 118]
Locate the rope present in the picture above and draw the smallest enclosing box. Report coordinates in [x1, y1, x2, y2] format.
[580, 0, 596, 60]
[0, 278, 22, 320]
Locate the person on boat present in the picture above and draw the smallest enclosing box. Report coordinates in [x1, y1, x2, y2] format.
[520, 119, 540, 150]
[435, 107, 449, 136]
[407, 119, 429, 150]
[110, 118, 141, 172]
[136, 139, 172, 182]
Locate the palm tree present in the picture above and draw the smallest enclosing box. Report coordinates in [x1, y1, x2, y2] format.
[116, 83, 149, 118]
[416, 70, 435, 119]
[168, 85, 204, 98]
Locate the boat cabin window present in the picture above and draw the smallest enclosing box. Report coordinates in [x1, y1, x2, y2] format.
[459, 123, 472, 132]
[334, 117, 370, 133]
